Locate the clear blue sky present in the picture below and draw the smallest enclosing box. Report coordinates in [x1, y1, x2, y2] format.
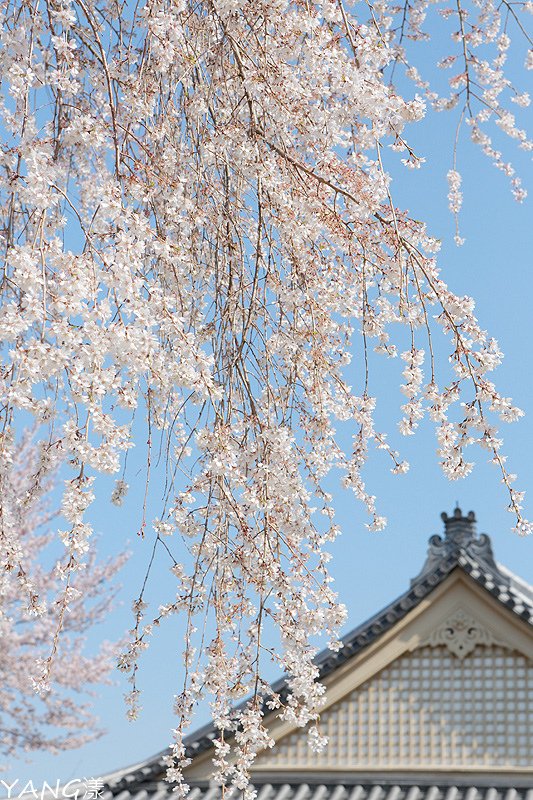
[4, 15, 533, 789]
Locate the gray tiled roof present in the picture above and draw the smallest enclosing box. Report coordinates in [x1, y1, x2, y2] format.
[101, 508, 533, 796]
[100, 782, 533, 800]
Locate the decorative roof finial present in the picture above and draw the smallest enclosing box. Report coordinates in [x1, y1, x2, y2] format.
[440, 507, 477, 548]
[411, 507, 506, 586]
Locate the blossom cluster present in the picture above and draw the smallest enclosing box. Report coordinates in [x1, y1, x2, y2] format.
[0, 0, 530, 792]
[0, 440, 126, 761]
[382, 0, 533, 218]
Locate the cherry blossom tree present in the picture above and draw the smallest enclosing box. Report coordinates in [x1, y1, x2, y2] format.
[0, 0, 531, 792]
[0, 438, 127, 763]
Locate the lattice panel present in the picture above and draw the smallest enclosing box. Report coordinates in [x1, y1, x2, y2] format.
[255, 645, 533, 769]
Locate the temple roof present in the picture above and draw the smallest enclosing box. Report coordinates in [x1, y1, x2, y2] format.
[99, 780, 533, 800]
[101, 508, 533, 797]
